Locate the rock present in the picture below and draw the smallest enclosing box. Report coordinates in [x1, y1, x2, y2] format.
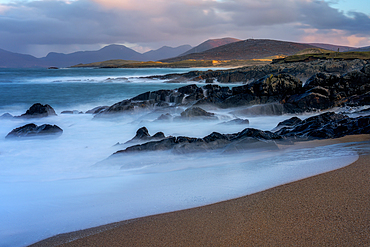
[6, 123, 63, 138]
[114, 127, 282, 155]
[61, 110, 83, 114]
[272, 116, 302, 132]
[125, 127, 166, 144]
[19, 103, 57, 118]
[85, 106, 109, 114]
[219, 118, 249, 125]
[155, 113, 173, 121]
[0, 113, 13, 119]
[284, 91, 332, 113]
[179, 107, 218, 120]
[274, 112, 358, 139]
[232, 103, 285, 116]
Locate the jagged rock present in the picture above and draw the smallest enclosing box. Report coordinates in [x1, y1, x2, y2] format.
[219, 118, 249, 125]
[6, 123, 63, 138]
[155, 113, 173, 121]
[284, 92, 332, 113]
[86, 106, 109, 114]
[125, 127, 166, 144]
[179, 107, 218, 120]
[19, 103, 57, 118]
[0, 113, 13, 119]
[148, 59, 367, 84]
[61, 110, 83, 114]
[274, 112, 369, 139]
[232, 103, 285, 116]
[114, 128, 281, 155]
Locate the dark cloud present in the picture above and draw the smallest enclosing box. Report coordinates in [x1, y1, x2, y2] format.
[0, 0, 369, 56]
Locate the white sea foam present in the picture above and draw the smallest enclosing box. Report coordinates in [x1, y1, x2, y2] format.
[0, 68, 364, 247]
[0, 110, 361, 247]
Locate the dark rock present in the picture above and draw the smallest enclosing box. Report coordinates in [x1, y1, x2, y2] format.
[277, 117, 302, 127]
[232, 103, 285, 116]
[19, 103, 57, 118]
[61, 110, 83, 114]
[114, 127, 282, 155]
[86, 106, 109, 114]
[179, 107, 218, 120]
[275, 112, 353, 139]
[6, 123, 63, 138]
[284, 92, 332, 113]
[219, 118, 250, 125]
[125, 127, 167, 144]
[0, 113, 13, 119]
[155, 113, 173, 121]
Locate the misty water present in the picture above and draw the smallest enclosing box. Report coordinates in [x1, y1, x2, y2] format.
[0, 68, 362, 247]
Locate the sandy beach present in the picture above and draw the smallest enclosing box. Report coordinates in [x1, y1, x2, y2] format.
[31, 135, 370, 247]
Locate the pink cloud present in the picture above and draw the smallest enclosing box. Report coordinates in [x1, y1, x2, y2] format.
[301, 28, 369, 47]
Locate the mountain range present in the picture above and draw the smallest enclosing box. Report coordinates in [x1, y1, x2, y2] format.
[0, 44, 192, 68]
[0, 38, 369, 68]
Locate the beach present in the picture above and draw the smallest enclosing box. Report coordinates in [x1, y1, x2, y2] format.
[31, 135, 370, 246]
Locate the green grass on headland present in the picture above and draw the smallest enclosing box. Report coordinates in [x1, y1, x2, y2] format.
[273, 51, 370, 64]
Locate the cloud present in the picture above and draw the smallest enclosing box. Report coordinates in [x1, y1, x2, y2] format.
[0, 0, 369, 56]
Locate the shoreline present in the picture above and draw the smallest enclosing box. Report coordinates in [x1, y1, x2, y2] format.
[30, 135, 370, 246]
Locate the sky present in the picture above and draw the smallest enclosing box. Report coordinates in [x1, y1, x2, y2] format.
[0, 0, 369, 57]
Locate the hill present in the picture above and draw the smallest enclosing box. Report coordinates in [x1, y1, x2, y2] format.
[350, 46, 370, 52]
[180, 37, 241, 56]
[0, 44, 192, 68]
[309, 43, 354, 52]
[142, 45, 192, 61]
[162, 39, 317, 62]
[40, 44, 143, 68]
[0, 49, 48, 68]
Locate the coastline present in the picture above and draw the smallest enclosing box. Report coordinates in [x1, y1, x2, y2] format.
[30, 135, 370, 246]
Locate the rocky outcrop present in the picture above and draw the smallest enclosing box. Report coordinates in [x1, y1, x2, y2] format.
[95, 62, 370, 117]
[281, 64, 370, 113]
[114, 127, 282, 155]
[19, 103, 57, 118]
[219, 118, 249, 125]
[61, 110, 83, 114]
[125, 127, 166, 144]
[178, 107, 218, 120]
[112, 112, 370, 155]
[6, 123, 63, 138]
[85, 106, 109, 114]
[275, 112, 370, 139]
[0, 113, 13, 119]
[147, 59, 367, 83]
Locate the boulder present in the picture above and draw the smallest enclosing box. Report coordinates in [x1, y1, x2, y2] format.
[0, 113, 13, 119]
[179, 107, 218, 120]
[6, 123, 63, 138]
[219, 118, 250, 125]
[85, 106, 109, 114]
[19, 103, 57, 118]
[125, 127, 166, 144]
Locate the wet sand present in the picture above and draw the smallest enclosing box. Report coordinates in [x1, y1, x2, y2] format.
[31, 135, 370, 246]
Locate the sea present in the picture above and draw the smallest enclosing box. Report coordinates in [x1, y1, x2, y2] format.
[0, 68, 362, 246]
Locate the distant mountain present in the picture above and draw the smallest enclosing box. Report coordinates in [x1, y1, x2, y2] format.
[349, 46, 370, 52]
[40, 45, 143, 68]
[142, 45, 192, 61]
[163, 39, 317, 62]
[0, 44, 192, 68]
[309, 43, 354, 52]
[0, 49, 48, 68]
[180, 37, 241, 56]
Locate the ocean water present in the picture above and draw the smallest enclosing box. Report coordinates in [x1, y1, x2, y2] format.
[0, 68, 361, 247]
